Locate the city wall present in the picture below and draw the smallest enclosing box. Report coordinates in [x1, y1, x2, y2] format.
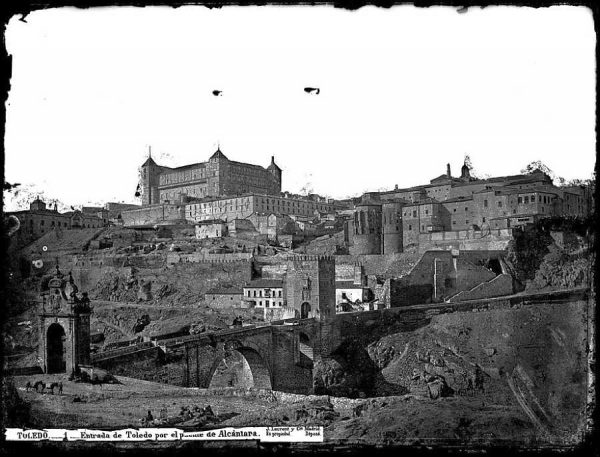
[121, 204, 186, 227]
[166, 252, 253, 265]
[334, 253, 421, 277]
[417, 228, 513, 253]
[61, 251, 251, 305]
[259, 253, 421, 280]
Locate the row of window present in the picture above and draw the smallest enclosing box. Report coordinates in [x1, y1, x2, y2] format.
[517, 194, 553, 205]
[161, 170, 208, 185]
[245, 289, 283, 298]
[23, 218, 100, 229]
[254, 300, 284, 308]
[187, 197, 333, 213]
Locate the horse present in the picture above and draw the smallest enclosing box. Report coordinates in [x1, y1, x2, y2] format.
[33, 381, 62, 395]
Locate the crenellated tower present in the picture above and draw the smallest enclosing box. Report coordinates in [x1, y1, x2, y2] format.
[284, 255, 336, 321]
[140, 154, 161, 206]
[267, 156, 282, 190]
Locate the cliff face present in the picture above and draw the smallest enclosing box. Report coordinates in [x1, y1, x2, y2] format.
[316, 299, 590, 443]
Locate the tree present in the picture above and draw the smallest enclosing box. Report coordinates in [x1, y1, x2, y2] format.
[464, 154, 473, 171]
[520, 160, 554, 177]
[520, 160, 570, 186]
[463, 154, 489, 179]
[506, 224, 554, 284]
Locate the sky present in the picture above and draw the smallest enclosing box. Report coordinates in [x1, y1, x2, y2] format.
[4, 5, 596, 211]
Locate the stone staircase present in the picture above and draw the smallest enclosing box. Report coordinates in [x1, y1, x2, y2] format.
[299, 342, 314, 361]
[447, 273, 513, 302]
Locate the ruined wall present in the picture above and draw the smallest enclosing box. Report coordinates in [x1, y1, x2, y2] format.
[261, 263, 288, 279]
[418, 229, 513, 253]
[264, 307, 298, 322]
[261, 253, 422, 282]
[166, 252, 253, 265]
[335, 253, 421, 278]
[388, 251, 502, 307]
[299, 231, 346, 255]
[121, 204, 186, 227]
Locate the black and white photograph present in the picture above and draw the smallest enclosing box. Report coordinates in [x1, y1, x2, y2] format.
[1, 3, 596, 452]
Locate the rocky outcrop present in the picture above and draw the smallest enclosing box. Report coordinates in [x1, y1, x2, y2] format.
[527, 254, 592, 292]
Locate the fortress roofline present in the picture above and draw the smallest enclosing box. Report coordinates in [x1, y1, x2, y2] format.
[141, 156, 158, 167]
[285, 255, 335, 261]
[209, 147, 229, 161]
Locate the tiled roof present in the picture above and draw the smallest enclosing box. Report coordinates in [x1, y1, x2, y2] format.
[404, 197, 441, 206]
[205, 286, 243, 295]
[244, 279, 284, 289]
[141, 156, 157, 167]
[209, 148, 229, 161]
[167, 162, 206, 171]
[335, 280, 364, 289]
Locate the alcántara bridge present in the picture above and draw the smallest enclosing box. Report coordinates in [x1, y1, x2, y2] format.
[90, 287, 589, 395]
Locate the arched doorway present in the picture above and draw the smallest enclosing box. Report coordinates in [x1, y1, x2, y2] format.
[208, 346, 272, 390]
[301, 302, 311, 319]
[47, 323, 66, 373]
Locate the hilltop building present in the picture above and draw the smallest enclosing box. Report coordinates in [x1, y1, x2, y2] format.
[7, 198, 107, 248]
[140, 147, 282, 206]
[242, 279, 285, 309]
[349, 161, 593, 253]
[125, 147, 347, 230]
[185, 193, 337, 223]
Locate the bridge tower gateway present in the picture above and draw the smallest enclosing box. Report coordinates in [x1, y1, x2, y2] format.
[284, 255, 340, 365]
[284, 255, 336, 321]
[38, 266, 91, 375]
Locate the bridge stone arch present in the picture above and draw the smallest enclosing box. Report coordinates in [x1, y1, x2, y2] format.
[298, 331, 314, 368]
[207, 340, 272, 389]
[180, 321, 323, 394]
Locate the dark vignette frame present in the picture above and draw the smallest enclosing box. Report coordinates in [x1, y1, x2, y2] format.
[0, 1, 597, 456]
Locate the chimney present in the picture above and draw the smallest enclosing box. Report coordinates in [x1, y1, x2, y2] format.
[447, 163, 451, 178]
[271, 156, 275, 164]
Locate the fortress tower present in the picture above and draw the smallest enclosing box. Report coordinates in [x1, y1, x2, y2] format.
[382, 200, 404, 254]
[284, 255, 336, 321]
[350, 193, 382, 255]
[267, 156, 282, 189]
[140, 155, 161, 206]
[38, 266, 91, 375]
